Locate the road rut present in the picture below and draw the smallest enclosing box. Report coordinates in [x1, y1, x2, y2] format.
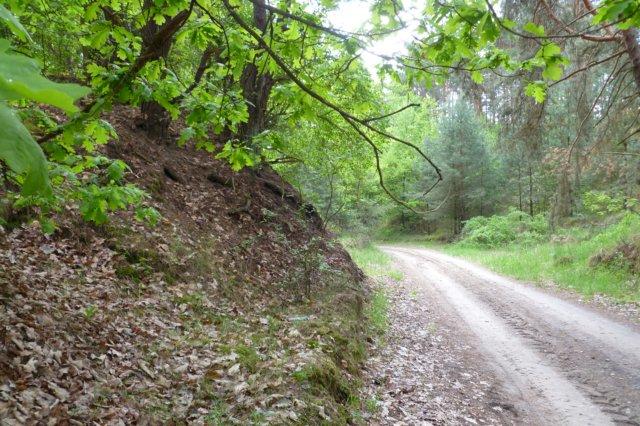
[382, 246, 640, 425]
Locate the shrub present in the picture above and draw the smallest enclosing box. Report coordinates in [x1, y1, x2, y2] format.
[592, 212, 640, 246]
[583, 190, 637, 217]
[459, 209, 549, 247]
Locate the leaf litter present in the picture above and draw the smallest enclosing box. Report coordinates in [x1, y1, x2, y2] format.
[0, 108, 368, 425]
[361, 276, 519, 425]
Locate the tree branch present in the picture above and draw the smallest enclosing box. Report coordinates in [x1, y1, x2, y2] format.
[363, 103, 420, 123]
[37, 4, 193, 144]
[208, 0, 443, 210]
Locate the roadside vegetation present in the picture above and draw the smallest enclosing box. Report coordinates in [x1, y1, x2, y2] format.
[342, 237, 403, 282]
[372, 196, 640, 302]
[362, 192, 640, 302]
[341, 237, 395, 334]
[445, 211, 640, 302]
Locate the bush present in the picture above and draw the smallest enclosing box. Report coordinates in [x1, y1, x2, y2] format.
[583, 190, 637, 217]
[459, 209, 549, 247]
[591, 212, 640, 244]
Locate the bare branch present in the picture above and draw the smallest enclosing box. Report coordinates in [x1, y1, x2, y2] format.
[363, 103, 420, 123]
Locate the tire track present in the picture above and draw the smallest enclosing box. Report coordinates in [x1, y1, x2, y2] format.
[384, 246, 640, 425]
[413, 253, 639, 425]
[411, 250, 640, 425]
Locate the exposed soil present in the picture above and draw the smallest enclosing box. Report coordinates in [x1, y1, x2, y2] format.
[368, 246, 640, 425]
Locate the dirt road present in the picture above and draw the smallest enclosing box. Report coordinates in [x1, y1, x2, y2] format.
[368, 246, 640, 425]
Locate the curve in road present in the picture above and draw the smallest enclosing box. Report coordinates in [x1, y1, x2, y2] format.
[382, 246, 640, 426]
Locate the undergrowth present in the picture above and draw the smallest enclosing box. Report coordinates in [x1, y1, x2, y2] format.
[444, 212, 640, 301]
[105, 224, 380, 423]
[458, 208, 549, 247]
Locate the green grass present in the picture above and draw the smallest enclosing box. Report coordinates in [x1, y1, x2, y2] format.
[367, 289, 389, 334]
[340, 239, 392, 342]
[341, 238, 403, 280]
[442, 214, 640, 302]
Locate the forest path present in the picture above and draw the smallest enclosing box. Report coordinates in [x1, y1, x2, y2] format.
[362, 246, 640, 425]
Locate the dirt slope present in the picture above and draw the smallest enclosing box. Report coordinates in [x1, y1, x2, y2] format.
[372, 246, 640, 425]
[0, 107, 367, 424]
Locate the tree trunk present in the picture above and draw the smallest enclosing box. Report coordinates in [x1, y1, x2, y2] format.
[528, 163, 533, 216]
[622, 28, 640, 91]
[479, 164, 484, 216]
[552, 169, 572, 225]
[517, 163, 523, 212]
[237, 65, 275, 141]
[574, 148, 582, 211]
[236, 0, 275, 143]
[400, 176, 406, 231]
[138, 1, 176, 140]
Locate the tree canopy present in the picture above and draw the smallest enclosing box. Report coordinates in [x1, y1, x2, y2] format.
[0, 0, 639, 232]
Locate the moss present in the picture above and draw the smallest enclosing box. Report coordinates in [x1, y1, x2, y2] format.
[115, 263, 150, 282]
[305, 359, 353, 403]
[173, 292, 206, 314]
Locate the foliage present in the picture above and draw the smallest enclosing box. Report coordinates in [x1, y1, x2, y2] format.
[0, 6, 162, 229]
[583, 191, 636, 217]
[396, 0, 640, 104]
[445, 213, 640, 301]
[0, 0, 439, 231]
[459, 209, 549, 247]
[0, 34, 87, 197]
[0, 0, 638, 248]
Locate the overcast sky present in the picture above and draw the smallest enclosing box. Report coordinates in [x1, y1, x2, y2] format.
[326, 0, 421, 72]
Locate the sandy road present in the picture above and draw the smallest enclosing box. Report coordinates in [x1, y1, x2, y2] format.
[382, 246, 640, 425]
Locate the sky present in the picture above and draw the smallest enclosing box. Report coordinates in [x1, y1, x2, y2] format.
[326, 0, 421, 72]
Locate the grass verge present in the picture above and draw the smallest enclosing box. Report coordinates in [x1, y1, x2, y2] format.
[341, 237, 403, 281]
[442, 214, 640, 302]
[339, 237, 396, 419]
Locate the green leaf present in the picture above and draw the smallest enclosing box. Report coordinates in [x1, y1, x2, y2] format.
[540, 42, 561, 58]
[593, 0, 632, 24]
[178, 127, 195, 146]
[471, 70, 484, 84]
[216, 141, 256, 171]
[39, 217, 56, 234]
[524, 81, 547, 103]
[0, 43, 90, 113]
[0, 5, 33, 43]
[84, 3, 100, 21]
[106, 159, 128, 182]
[90, 27, 111, 49]
[153, 14, 166, 25]
[0, 102, 51, 196]
[501, 18, 517, 29]
[542, 63, 563, 80]
[523, 22, 545, 36]
[135, 206, 160, 226]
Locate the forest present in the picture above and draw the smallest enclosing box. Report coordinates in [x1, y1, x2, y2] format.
[1, 0, 640, 424]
